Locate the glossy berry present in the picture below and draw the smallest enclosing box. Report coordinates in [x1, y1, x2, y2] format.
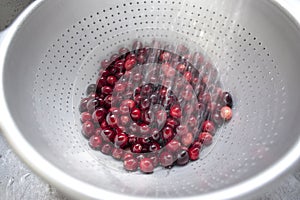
[131, 143, 143, 153]
[122, 152, 134, 160]
[106, 76, 117, 86]
[222, 92, 233, 108]
[102, 128, 116, 142]
[124, 157, 139, 172]
[112, 148, 124, 160]
[198, 132, 213, 146]
[220, 106, 233, 121]
[101, 86, 113, 95]
[114, 133, 128, 148]
[149, 154, 159, 167]
[162, 126, 174, 141]
[159, 151, 175, 167]
[124, 58, 137, 71]
[79, 98, 90, 112]
[176, 149, 189, 166]
[166, 140, 181, 153]
[106, 113, 119, 127]
[140, 158, 154, 174]
[202, 120, 216, 135]
[82, 121, 95, 138]
[89, 135, 102, 149]
[101, 143, 113, 155]
[92, 108, 107, 124]
[188, 146, 200, 161]
[86, 99, 100, 113]
[131, 108, 141, 121]
[181, 133, 194, 147]
[170, 105, 182, 119]
[81, 112, 92, 123]
[149, 142, 161, 152]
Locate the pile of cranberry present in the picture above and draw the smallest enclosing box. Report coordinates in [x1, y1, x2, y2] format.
[79, 40, 233, 174]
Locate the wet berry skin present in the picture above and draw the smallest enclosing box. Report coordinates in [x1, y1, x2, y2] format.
[124, 157, 139, 172]
[140, 158, 154, 174]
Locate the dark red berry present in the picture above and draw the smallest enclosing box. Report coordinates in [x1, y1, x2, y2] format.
[92, 108, 107, 124]
[128, 134, 137, 145]
[184, 71, 193, 82]
[140, 99, 151, 110]
[149, 142, 161, 152]
[140, 158, 154, 174]
[159, 151, 175, 167]
[131, 143, 142, 153]
[202, 120, 216, 134]
[107, 76, 117, 86]
[122, 99, 136, 109]
[176, 149, 189, 166]
[165, 118, 179, 129]
[131, 108, 141, 121]
[188, 146, 200, 161]
[82, 121, 95, 138]
[114, 133, 128, 148]
[124, 157, 139, 172]
[115, 83, 126, 92]
[101, 128, 116, 142]
[106, 113, 119, 127]
[101, 143, 113, 155]
[221, 92, 233, 108]
[140, 124, 151, 135]
[89, 135, 102, 149]
[160, 51, 172, 62]
[81, 112, 92, 123]
[124, 58, 137, 71]
[101, 86, 113, 95]
[112, 148, 124, 160]
[162, 126, 174, 141]
[176, 63, 186, 73]
[86, 99, 100, 113]
[170, 105, 182, 119]
[198, 132, 213, 146]
[104, 95, 112, 108]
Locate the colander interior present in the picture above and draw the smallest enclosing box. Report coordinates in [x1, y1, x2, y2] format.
[2, 0, 300, 198]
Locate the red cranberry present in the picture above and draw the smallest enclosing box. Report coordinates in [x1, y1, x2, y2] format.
[92, 108, 107, 124]
[114, 133, 128, 148]
[106, 113, 119, 127]
[176, 63, 186, 73]
[151, 129, 161, 141]
[100, 120, 109, 129]
[156, 110, 167, 126]
[101, 143, 113, 155]
[124, 58, 137, 71]
[120, 115, 130, 126]
[133, 73, 143, 82]
[86, 84, 97, 95]
[198, 132, 213, 146]
[119, 47, 129, 55]
[137, 54, 147, 64]
[202, 120, 216, 134]
[81, 112, 92, 123]
[221, 92, 233, 108]
[181, 132, 194, 147]
[114, 83, 126, 92]
[170, 105, 182, 119]
[191, 141, 202, 149]
[162, 126, 174, 141]
[198, 93, 211, 104]
[160, 51, 172, 62]
[188, 116, 198, 129]
[109, 107, 119, 115]
[220, 106, 232, 121]
[149, 142, 161, 152]
[131, 143, 142, 153]
[140, 158, 154, 174]
[159, 151, 175, 167]
[112, 148, 124, 160]
[141, 110, 153, 125]
[140, 99, 151, 110]
[184, 71, 193, 82]
[176, 149, 189, 166]
[122, 99, 136, 109]
[149, 154, 159, 167]
[104, 95, 112, 108]
[176, 125, 188, 136]
[166, 118, 179, 129]
[106, 76, 117, 86]
[122, 152, 134, 160]
[89, 135, 102, 149]
[82, 121, 95, 138]
[131, 108, 141, 121]
[101, 86, 113, 95]
[101, 128, 116, 142]
[188, 146, 200, 161]
[166, 140, 181, 153]
[124, 157, 139, 172]
[140, 124, 151, 135]
[128, 134, 137, 145]
[86, 99, 99, 113]
[101, 59, 110, 68]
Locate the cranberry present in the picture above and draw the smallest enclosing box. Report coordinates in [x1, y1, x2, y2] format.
[122, 99, 136, 109]
[120, 115, 130, 126]
[124, 58, 137, 71]
[170, 105, 182, 119]
[86, 99, 99, 113]
[181, 132, 194, 147]
[119, 47, 129, 54]
[131, 108, 141, 121]
[211, 111, 224, 126]
[114, 133, 128, 148]
[176, 149, 189, 166]
[106, 113, 119, 127]
[109, 107, 119, 115]
[81, 112, 92, 123]
[128, 122, 140, 134]
[140, 124, 151, 135]
[101, 143, 113, 155]
[140, 84, 153, 97]
[162, 126, 174, 141]
[188, 146, 200, 161]
[86, 84, 97, 95]
[165, 118, 179, 129]
[220, 106, 232, 121]
[141, 110, 153, 125]
[149, 142, 161, 152]
[166, 140, 181, 153]
[100, 120, 109, 129]
[131, 143, 143, 153]
[159, 151, 175, 167]
[198, 132, 213, 146]
[115, 83, 126, 92]
[101, 86, 113, 95]
[160, 51, 172, 62]
[188, 116, 198, 129]
[156, 110, 167, 126]
[101, 128, 116, 142]
[184, 71, 193, 82]
[151, 129, 161, 141]
[106, 76, 117, 86]
[89, 135, 102, 149]
[149, 154, 159, 167]
[122, 152, 134, 160]
[112, 148, 124, 160]
[140, 158, 154, 174]
[92, 108, 107, 124]
[221, 92, 233, 108]
[104, 95, 112, 108]
[176, 125, 189, 136]
[124, 157, 139, 172]
[181, 89, 193, 101]
[140, 99, 151, 110]
[137, 54, 147, 64]
[128, 134, 137, 145]
[82, 121, 95, 138]
[176, 63, 186, 73]
[202, 120, 216, 134]
[101, 59, 110, 68]
[133, 73, 143, 82]
[110, 54, 119, 62]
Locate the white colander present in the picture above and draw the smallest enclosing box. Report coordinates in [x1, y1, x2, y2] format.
[1, 0, 300, 199]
